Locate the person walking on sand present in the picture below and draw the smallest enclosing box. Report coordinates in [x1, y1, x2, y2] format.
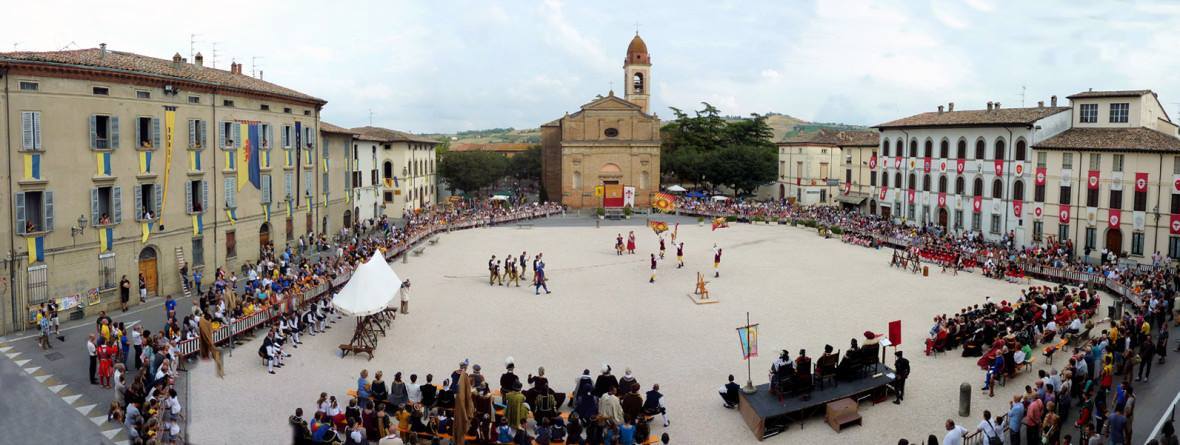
[627, 231, 637, 255]
[649, 254, 657, 284]
[713, 244, 722, 278]
[615, 234, 625, 256]
[518, 251, 529, 281]
[676, 242, 685, 269]
[534, 260, 551, 295]
[488, 255, 498, 286]
[658, 237, 666, 260]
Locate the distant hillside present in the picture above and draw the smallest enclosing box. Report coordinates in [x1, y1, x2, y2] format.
[427, 112, 865, 145]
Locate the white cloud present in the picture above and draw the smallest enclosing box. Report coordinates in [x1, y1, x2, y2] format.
[538, 0, 612, 72]
[964, 0, 995, 12]
[760, 69, 781, 80]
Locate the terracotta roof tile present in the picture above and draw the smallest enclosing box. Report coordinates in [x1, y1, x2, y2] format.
[781, 128, 878, 147]
[350, 126, 438, 144]
[319, 122, 358, 135]
[1066, 90, 1153, 99]
[875, 107, 1069, 129]
[0, 48, 324, 104]
[1032, 127, 1180, 153]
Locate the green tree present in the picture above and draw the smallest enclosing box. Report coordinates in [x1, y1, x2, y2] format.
[704, 145, 776, 196]
[660, 104, 777, 193]
[508, 145, 542, 181]
[437, 151, 508, 195]
[434, 137, 451, 156]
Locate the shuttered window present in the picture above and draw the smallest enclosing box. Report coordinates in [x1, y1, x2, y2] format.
[224, 177, 236, 208]
[21, 111, 42, 150]
[261, 175, 272, 204]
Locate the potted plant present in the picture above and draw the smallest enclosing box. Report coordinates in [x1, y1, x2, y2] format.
[596, 207, 605, 219]
[623, 205, 633, 219]
[697, 216, 705, 227]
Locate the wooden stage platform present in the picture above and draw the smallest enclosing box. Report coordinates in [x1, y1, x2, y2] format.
[737, 364, 896, 440]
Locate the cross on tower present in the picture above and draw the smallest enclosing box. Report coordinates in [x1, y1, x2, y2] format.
[634, 22, 642, 34]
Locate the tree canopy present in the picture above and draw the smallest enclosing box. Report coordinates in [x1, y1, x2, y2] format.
[660, 103, 776, 196]
[508, 145, 542, 181]
[437, 150, 509, 195]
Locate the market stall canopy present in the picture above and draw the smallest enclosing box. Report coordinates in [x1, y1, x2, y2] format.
[332, 251, 402, 316]
[665, 185, 687, 192]
[491, 195, 511, 201]
[686, 191, 707, 198]
[711, 195, 731, 201]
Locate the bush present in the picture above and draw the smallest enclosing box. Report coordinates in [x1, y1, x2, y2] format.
[726, 215, 738, 222]
[753, 215, 765, 223]
[623, 205, 633, 216]
[596, 207, 605, 217]
[697, 216, 705, 223]
[830, 226, 844, 235]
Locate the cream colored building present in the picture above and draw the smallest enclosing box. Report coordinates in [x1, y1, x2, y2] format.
[0, 46, 342, 334]
[777, 129, 877, 206]
[541, 34, 661, 209]
[351, 126, 438, 218]
[1033, 90, 1180, 261]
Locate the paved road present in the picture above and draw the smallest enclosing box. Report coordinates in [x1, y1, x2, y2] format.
[0, 348, 112, 444]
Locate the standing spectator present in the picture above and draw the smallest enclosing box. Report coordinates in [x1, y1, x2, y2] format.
[194, 269, 203, 294]
[131, 325, 143, 369]
[975, 410, 1002, 445]
[1007, 395, 1024, 445]
[1024, 395, 1044, 445]
[138, 273, 148, 302]
[893, 350, 910, 404]
[165, 294, 176, 319]
[87, 333, 98, 384]
[942, 419, 968, 445]
[1106, 405, 1128, 445]
[120, 275, 131, 312]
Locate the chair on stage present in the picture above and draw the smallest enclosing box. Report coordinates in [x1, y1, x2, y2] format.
[795, 357, 814, 399]
[859, 342, 881, 374]
[814, 352, 839, 389]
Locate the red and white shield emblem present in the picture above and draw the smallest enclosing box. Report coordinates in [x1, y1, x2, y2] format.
[880, 188, 887, 200]
[1089, 176, 1099, 188]
[973, 199, 981, 211]
[1036, 171, 1046, 184]
[1109, 214, 1120, 226]
[939, 161, 947, 172]
[956, 160, 965, 174]
[1060, 210, 1069, 222]
[1173, 219, 1180, 233]
[994, 162, 1003, 176]
[938, 194, 946, 207]
[1173, 177, 1180, 192]
[1034, 206, 1043, 217]
[1136, 178, 1146, 190]
[1015, 164, 1024, 176]
[869, 157, 877, 169]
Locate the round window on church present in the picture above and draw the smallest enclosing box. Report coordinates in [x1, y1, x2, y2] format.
[604, 128, 619, 138]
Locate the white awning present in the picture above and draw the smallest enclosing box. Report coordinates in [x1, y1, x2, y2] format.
[332, 251, 402, 316]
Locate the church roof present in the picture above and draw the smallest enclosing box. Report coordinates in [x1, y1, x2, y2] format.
[625, 33, 650, 64]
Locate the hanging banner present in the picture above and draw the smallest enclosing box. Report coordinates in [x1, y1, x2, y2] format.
[844, 182, 852, 195]
[1014, 163, 1024, 177]
[895, 156, 902, 170]
[993, 160, 1004, 176]
[1108, 209, 1121, 226]
[938, 160, 947, 173]
[1087, 170, 1100, 190]
[622, 186, 636, 207]
[906, 189, 915, 203]
[737, 324, 759, 360]
[1171, 214, 1180, 235]
[1035, 167, 1047, 186]
[955, 159, 965, 175]
[868, 153, 878, 169]
[1034, 203, 1043, 219]
[909, 158, 917, 170]
[923, 157, 931, 173]
[1013, 199, 1023, 217]
[1134, 172, 1148, 193]
[972, 195, 983, 213]
[937, 192, 946, 208]
[161, 107, 175, 228]
[1059, 205, 1071, 224]
[879, 186, 888, 201]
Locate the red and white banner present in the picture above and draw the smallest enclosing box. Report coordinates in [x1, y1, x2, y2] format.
[939, 160, 947, 173]
[994, 160, 1004, 176]
[909, 159, 917, 170]
[1035, 167, 1047, 186]
[1173, 175, 1180, 193]
[1059, 205, 1071, 224]
[1014, 163, 1024, 177]
[896, 157, 902, 170]
[879, 186, 888, 201]
[1134, 172, 1148, 193]
[937, 192, 946, 208]
[1013, 199, 1023, 217]
[1033, 203, 1043, 218]
[1171, 214, 1180, 235]
[844, 182, 852, 194]
[923, 157, 931, 173]
[972, 195, 983, 213]
[1108, 209, 1121, 226]
[868, 154, 878, 169]
[1087, 170, 1100, 190]
[956, 159, 965, 174]
[907, 189, 915, 203]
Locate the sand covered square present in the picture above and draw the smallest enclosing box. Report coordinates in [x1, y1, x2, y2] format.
[190, 216, 1067, 444]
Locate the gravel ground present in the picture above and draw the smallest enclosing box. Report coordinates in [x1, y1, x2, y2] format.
[189, 221, 1074, 444]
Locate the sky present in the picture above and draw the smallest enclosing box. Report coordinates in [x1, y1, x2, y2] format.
[5, 0, 1180, 134]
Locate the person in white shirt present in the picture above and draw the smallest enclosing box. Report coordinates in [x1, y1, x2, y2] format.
[406, 374, 422, 404]
[1013, 348, 1026, 365]
[943, 419, 968, 445]
[975, 410, 1002, 444]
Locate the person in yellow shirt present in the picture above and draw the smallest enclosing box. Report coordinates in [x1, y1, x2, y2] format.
[396, 405, 411, 443]
[1141, 321, 1151, 336]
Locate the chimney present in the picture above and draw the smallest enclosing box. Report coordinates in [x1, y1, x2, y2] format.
[994, 102, 1001, 109]
[1050, 95, 1057, 107]
[99, 43, 107, 59]
[1038, 101, 1045, 108]
[230, 62, 241, 75]
[987, 101, 993, 111]
[194, 52, 204, 67]
[938, 105, 944, 114]
[258, 70, 263, 80]
[948, 102, 954, 112]
[172, 52, 182, 68]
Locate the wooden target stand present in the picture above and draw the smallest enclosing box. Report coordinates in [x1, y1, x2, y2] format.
[687, 272, 719, 304]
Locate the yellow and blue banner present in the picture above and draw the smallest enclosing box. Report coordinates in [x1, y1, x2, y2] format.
[737, 324, 759, 359]
[261, 204, 270, 223]
[161, 107, 175, 227]
[23, 153, 41, 180]
[188, 150, 201, 171]
[261, 150, 270, 169]
[224, 150, 236, 170]
[322, 194, 328, 208]
[244, 124, 261, 190]
[285, 200, 292, 218]
[95, 152, 112, 176]
[138, 150, 153, 174]
[192, 214, 203, 236]
[26, 236, 44, 263]
[225, 208, 237, 225]
[141, 222, 152, 243]
[236, 124, 249, 191]
[285, 149, 293, 167]
[98, 227, 113, 253]
[322, 158, 328, 173]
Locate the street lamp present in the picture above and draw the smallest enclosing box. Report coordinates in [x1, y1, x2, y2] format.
[70, 214, 87, 247]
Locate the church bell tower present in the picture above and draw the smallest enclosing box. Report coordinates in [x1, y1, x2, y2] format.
[623, 33, 651, 114]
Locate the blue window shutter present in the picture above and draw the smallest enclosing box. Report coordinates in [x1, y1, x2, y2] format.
[110, 116, 120, 149]
[185, 182, 193, 213]
[152, 117, 161, 148]
[201, 180, 209, 211]
[135, 118, 141, 148]
[91, 188, 100, 226]
[218, 121, 225, 148]
[14, 192, 25, 234]
[134, 187, 143, 220]
[154, 184, 162, 216]
[189, 119, 196, 147]
[44, 191, 54, 230]
[88, 115, 97, 149]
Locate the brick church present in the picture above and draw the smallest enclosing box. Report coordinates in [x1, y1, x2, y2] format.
[541, 33, 662, 209]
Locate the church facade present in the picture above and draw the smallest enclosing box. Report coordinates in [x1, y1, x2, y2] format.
[541, 34, 661, 209]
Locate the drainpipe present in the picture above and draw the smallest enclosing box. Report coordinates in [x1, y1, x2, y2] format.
[211, 89, 218, 270]
[1154, 152, 1163, 255]
[901, 130, 911, 224]
[1075, 150, 1083, 262]
[1003, 127, 1014, 244]
[3, 68, 16, 333]
[314, 108, 320, 235]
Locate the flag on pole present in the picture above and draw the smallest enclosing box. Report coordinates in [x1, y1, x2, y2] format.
[648, 220, 669, 234]
[737, 324, 759, 359]
[652, 192, 677, 212]
[711, 217, 729, 231]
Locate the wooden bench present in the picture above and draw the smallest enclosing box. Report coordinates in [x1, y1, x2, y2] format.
[1043, 338, 1069, 365]
[428, 237, 440, 245]
[412, 247, 426, 256]
[1015, 355, 1035, 374]
[516, 223, 534, 229]
[339, 344, 374, 360]
[825, 397, 862, 432]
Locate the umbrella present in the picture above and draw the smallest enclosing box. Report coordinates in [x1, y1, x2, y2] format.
[665, 185, 687, 192]
[332, 251, 402, 316]
[686, 191, 706, 198]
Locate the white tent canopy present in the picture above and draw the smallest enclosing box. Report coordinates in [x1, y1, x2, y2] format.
[665, 185, 687, 192]
[711, 195, 730, 201]
[332, 251, 402, 316]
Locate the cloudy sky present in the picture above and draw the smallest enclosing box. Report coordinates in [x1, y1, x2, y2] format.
[6, 0, 1180, 133]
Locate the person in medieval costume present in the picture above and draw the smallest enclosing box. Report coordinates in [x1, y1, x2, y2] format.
[452, 366, 475, 445]
[504, 382, 530, 432]
[627, 231, 637, 254]
[197, 314, 224, 378]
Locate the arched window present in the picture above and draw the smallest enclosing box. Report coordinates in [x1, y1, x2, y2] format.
[633, 72, 644, 94]
[909, 140, 918, 157]
[975, 139, 986, 160]
[383, 161, 392, 179]
[908, 173, 916, 190]
[957, 139, 967, 159]
[882, 140, 890, 157]
[882, 175, 889, 188]
[922, 175, 931, 192]
[1015, 139, 1027, 161]
[992, 178, 1004, 199]
[572, 171, 582, 189]
[924, 139, 933, 158]
[1013, 180, 1025, 201]
[993, 138, 1006, 161]
[955, 177, 965, 194]
[938, 175, 947, 193]
[939, 139, 949, 158]
[894, 172, 902, 187]
[896, 139, 904, 157]
[973, 177, 984, 196]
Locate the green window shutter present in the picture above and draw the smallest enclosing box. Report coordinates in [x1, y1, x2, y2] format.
[110, 116, 120, 149]
[14, 192, 25, 234]
[87, 114, 97, 149]
[44, 191, 54, 230]
[91, 188, 100, 225]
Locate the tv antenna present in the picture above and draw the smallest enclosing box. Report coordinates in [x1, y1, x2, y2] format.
[1019, 85, 1026, 107]
[189, 33, 201, 60]
[368, 109, 374, 126]
[211, 42, 220, 68]
[59, 41, 78, 50]
[251, 56, 264, 77]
